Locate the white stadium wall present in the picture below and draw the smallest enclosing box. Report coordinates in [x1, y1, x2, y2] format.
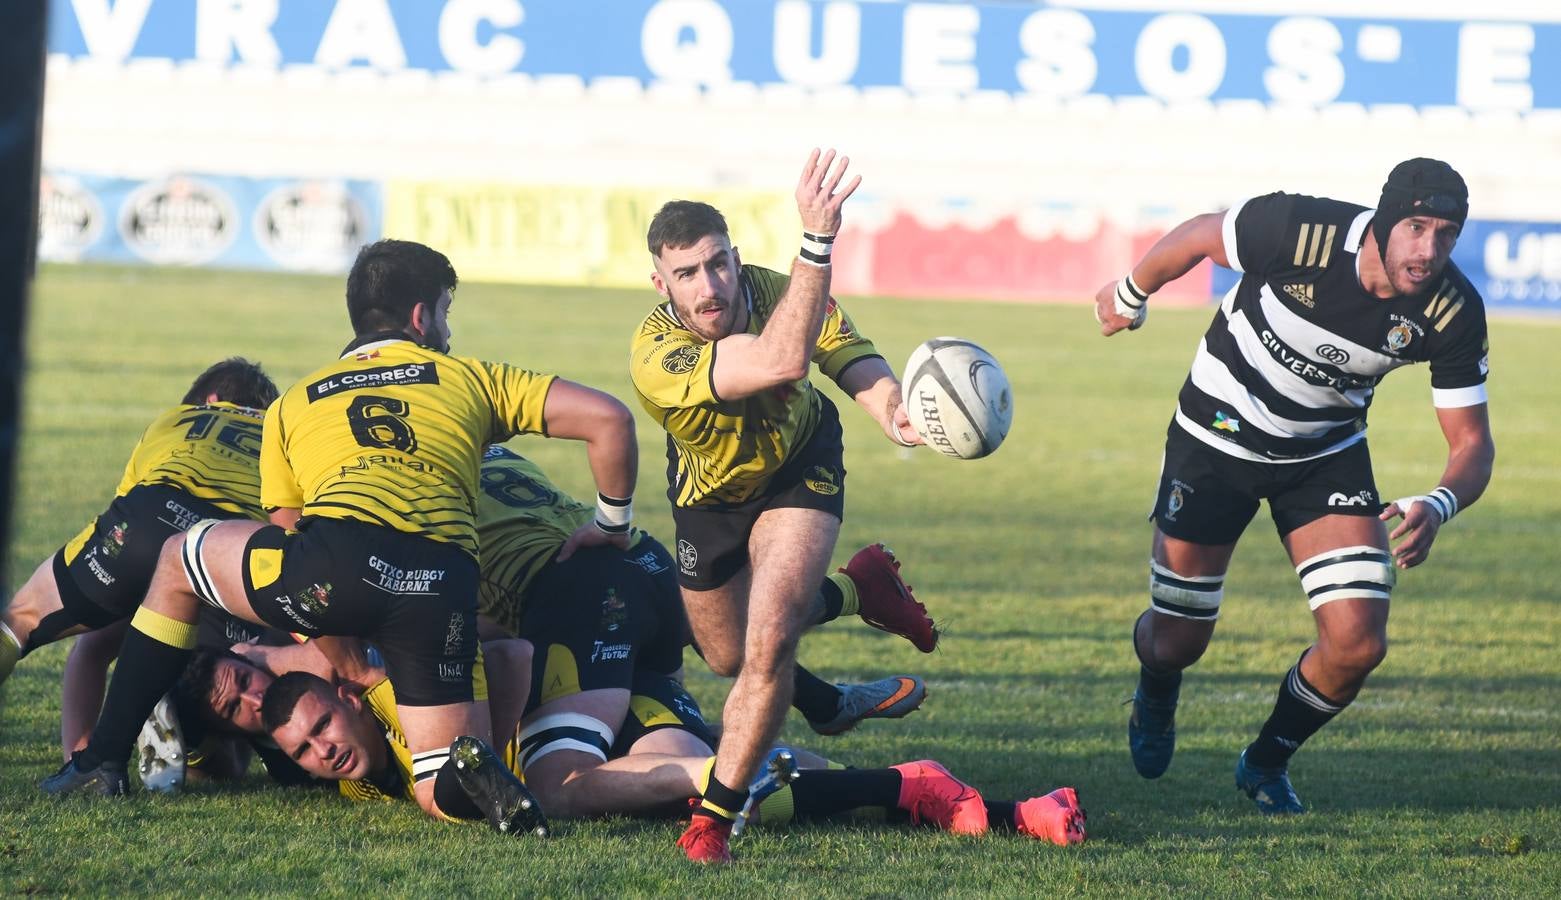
[38, 0, 1561, 312]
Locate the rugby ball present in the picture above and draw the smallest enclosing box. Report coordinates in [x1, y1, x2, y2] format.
[901, 337, 1013, 460]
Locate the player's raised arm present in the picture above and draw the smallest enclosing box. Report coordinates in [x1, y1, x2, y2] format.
[709, 149, 862, 400]
[835, 356, 923, 447]
[1094, 211, 1229, 336]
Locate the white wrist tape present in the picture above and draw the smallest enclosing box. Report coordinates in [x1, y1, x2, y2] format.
[1114, 275, 1150, 329]
[1395, 486, 1459, 523]
[594, 493, 633, 534]
[799, 231, 834, 267]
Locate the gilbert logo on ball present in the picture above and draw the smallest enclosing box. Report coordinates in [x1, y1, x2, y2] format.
[901, 337, 1013, 460]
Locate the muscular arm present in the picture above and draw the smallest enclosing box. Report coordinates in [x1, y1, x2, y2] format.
[1094, 211, 1228, 335]
[269, 507, 301, 530]
[540, 378, 638, 502]
[834, 356, 922, 446]
[711, 150, 861, 400]
[1382, 403, 1495, 568]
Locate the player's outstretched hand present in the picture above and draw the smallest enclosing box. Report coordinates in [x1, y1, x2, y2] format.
[556, 520, 631, 563]
[888, 400, 925, 446]
[1379, 499, 1442, 568]
[796, 148, 861, 236]
[1093, 281, 1139, 336]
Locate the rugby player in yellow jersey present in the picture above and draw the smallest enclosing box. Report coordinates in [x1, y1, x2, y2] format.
[2, 359, 278, 689]
[629, 150, 932, 863]
[44, 240, 636, 836]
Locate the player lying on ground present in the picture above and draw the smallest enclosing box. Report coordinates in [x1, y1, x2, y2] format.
[1095, 158, 1495, 814]
[257, 665, 1086, 847]
[42, 239, 636, 833]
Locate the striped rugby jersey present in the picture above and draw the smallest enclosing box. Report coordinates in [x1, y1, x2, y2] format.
[1174, 192, 1489, 463]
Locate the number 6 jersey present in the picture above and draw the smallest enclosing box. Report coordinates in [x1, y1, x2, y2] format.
[260, 334, 556, 557]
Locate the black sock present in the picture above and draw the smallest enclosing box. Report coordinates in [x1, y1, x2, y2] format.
[83, 624, 194, 767]
[986, 800, 1018, 831]
[788, 768, 902, 818]
[696, 772, 748, 823]
[432, 757, 485, 821]
[792, 665, 843, 723]
[816, 578, 845, 624]
[1134, 611, 1182, 704]
[1244, 655, 1346, 769]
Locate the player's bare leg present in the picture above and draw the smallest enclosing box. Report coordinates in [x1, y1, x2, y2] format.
[1128, 529, 1234, 779]
[1, 558, 82, 685]
[1238, 514, 1393, 814]
[679, 568, 752, 677]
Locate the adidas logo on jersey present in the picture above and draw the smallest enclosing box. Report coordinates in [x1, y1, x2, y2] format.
[1282, 283, 1315, 307]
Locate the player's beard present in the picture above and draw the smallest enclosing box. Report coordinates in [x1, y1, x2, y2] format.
[1385, 246, 1445, 297]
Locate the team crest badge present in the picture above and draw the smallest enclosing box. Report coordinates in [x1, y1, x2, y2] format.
[1385, 323, 1412, 354]
[102, 521, 130, 558]
[661, 345, 701, 374]
[601, 589, 626, 632]
[1166, 484, 1184, 521]
[296, 582, 334, 616]
[804, 466, 841, 496]
[677, 539, 698, 574]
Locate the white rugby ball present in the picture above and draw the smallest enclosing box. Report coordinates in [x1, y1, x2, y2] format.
[901, 337, 1013, 460]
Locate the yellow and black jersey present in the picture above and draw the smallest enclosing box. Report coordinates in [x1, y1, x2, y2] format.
[338, 677, 415, 803]
[113, 402, 267, 519]
[261, 336, 556, 557]
[476, 445, 645, 632]
[629, 265, 880, 507]
[338, 671, 501, 804]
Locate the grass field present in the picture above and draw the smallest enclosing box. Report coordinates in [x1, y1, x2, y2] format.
[3, 263, 1558, 896]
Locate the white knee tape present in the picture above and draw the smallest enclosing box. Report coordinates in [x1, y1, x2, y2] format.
[517, 712, 614, 771]
[412, 748, 451, 783]
[180, 519, 229, 613]
[1149, 560, 1225, 620]
[1295, 546, 1395, 610]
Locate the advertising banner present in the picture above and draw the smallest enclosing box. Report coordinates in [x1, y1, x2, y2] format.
[47, 1, 1561, 112]
[38, 172, 381, 272]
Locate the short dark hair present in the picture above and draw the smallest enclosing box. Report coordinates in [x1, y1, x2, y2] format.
[183, 357, 279, 409]
[175, 647, 257, 734]
[345, 239, 458, 335]
[647, 200, 729, 257]
[259, 670, 334, 735]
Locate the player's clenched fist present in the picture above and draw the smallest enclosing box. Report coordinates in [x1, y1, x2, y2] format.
[796, 148, 861, 236]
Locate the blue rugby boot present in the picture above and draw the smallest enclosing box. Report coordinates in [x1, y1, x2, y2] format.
[40, 755, 128, 797]
[1235, 748, 1305, 815]
[731, 747, 800, 837]
[1128, 686, 1178, 779]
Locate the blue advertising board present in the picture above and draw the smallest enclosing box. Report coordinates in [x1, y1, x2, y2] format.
[46, 1, 1561, 111]
[38, 172, 382, 273]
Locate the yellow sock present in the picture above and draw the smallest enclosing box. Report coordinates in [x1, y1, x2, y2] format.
[756, 785, 796, 826]
[829, 572, 860, 618]
[131, 606, 199, 649]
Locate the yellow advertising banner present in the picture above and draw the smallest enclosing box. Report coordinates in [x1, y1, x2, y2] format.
[384, 182, 796, 288]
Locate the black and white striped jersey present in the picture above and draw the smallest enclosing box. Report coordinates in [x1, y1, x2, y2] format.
[1173, 191, 1489, 463]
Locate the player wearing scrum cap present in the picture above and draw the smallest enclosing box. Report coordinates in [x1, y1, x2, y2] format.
[629, 150, 937, 863]
[1094, 159, 1495, 814]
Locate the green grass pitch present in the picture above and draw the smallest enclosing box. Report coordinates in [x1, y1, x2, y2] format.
[3, 264, 1558, 896]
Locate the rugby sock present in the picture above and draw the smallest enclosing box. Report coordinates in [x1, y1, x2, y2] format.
[792, 665, 844, 723]
[432, 758, 486, 822]
[1134, 611, 1182, 704]
[0, 621, 20, 685]
[81, 607, 197, 767]
[785, 768, 902, 818]
[815, 573, 858, 624]
[756, 784, 797, 825]
[986, 800, 1019, 832]
[1244, 654, 1347, 769]
[694, 757, 748, 824]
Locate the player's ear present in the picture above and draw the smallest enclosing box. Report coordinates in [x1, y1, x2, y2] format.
[205, 392, 222, 405]
[337, 684, 361, 711]
[731, 246, 741, 268]
[650, 271, 668, 299]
